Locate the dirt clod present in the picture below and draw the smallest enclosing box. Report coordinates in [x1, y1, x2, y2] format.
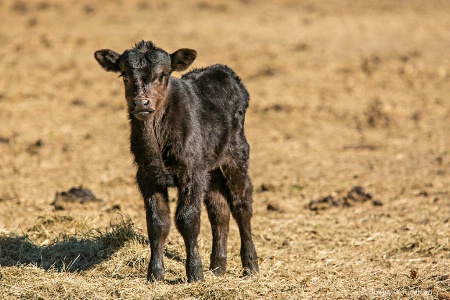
[365, 99, 391, 128]
[53, 186, 102, 210]
[308, 186, 382, 211]
[257, 183, 280, 193]
[71, 98, 86, 106]
[26, 139, 44, 155]
[0, 137, 10, 144]
[346, 186, 372, 203]
[410, 269, 418, 279]
[308, 194, 341, 211]
[267, 203, 285, 213]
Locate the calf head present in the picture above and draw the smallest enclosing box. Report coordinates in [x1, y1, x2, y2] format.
[94, 41, 197, 121]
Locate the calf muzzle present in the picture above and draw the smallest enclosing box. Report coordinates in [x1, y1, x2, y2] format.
[131, 99, 154, 121]
[133, 99, 151, 110]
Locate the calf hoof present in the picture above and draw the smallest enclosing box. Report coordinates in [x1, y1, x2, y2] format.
[147, 266, 164, 282]
[187, 264, 204, 282]
[241, 246, 258, 277]
[210, 257, 227, 276]
[211, 265, 226, 276]
[242, 260, 259, 277]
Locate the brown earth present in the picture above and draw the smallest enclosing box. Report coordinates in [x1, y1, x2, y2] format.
[0, 0, 449, 299]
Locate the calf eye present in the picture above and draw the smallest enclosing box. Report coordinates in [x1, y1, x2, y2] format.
[154, 73, 167, 86]
[119, 72, 128, 83]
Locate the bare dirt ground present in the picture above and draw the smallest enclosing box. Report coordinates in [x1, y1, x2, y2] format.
[0, 0, 449, 299]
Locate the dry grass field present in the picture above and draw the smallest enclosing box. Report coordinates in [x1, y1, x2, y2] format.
[1, 0, 449, 299]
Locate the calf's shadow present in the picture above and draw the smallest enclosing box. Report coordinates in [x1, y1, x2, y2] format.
[0, 222, 183, 276]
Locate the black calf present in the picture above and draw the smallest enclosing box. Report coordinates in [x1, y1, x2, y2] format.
[94, 41, 258, 282]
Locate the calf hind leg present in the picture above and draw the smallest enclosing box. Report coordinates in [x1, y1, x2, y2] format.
[204, 169, 231, 276]
[222, 166, 259, 275]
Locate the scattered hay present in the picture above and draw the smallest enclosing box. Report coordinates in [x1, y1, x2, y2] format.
[0, 218, 146, 272]
[26, 215, 91, 243]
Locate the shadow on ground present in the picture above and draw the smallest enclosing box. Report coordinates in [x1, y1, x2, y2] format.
[0, 220, 182, 273]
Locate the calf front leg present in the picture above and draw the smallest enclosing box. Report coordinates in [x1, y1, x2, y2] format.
[176, 175, 206, 282]
[137, 169, 170, 282]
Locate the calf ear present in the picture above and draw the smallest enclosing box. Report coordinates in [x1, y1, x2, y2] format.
[94, 49, 121, 72]
[170, 49, 197, 72]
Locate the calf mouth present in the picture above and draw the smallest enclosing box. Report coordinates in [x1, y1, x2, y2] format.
[131, 110, 153, 121]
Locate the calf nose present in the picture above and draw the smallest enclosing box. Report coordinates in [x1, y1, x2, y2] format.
[133, 99, 150, 110]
